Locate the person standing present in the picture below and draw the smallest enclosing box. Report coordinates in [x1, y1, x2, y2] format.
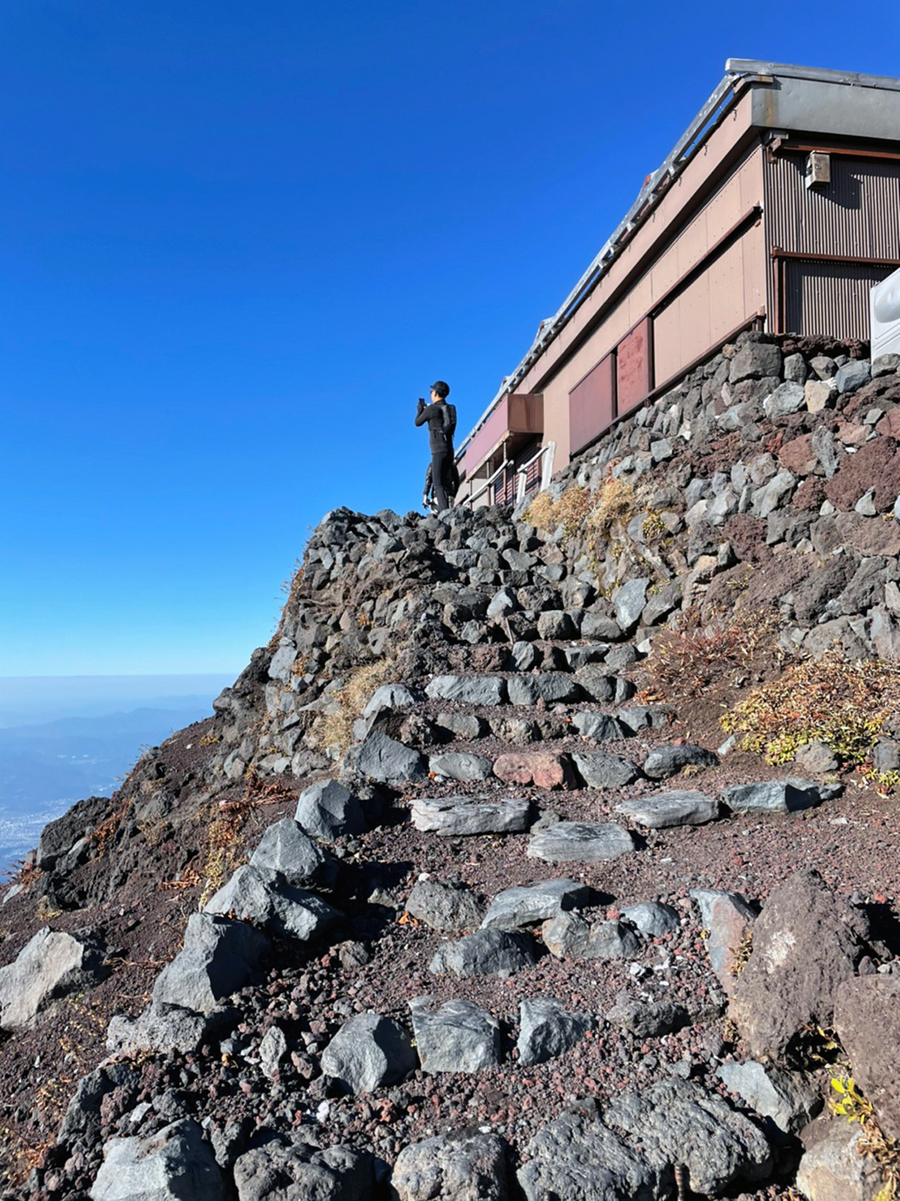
[415, 381, 456, 512]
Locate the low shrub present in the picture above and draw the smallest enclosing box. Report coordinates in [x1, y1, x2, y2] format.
[722, 649, 900, 768]
[637, 609, 778, 701]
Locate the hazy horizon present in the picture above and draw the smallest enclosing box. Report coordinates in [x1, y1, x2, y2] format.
[0, 673, 237, 875]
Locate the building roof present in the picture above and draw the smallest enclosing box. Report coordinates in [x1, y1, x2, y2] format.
[457, 58, 900, 463]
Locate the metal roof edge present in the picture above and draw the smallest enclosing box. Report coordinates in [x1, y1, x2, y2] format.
[725, 59, 900, 92]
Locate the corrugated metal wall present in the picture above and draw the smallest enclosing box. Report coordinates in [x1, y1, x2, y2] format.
[784, 261, 893, 340]
[765, 151, 900, 335]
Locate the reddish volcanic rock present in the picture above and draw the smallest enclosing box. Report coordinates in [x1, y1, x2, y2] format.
[492, 751, 575, 790]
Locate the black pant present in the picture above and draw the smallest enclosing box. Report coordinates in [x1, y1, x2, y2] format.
[431, 450, 450, 512]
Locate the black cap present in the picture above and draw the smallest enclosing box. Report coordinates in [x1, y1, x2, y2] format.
[430, 380, 450, 398]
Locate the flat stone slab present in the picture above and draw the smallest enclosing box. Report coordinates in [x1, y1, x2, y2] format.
[425, 675, 506, 705]
[722, 777, 841, 814]
[481, 878, 593, 930]
[429, 929, 540, 978]
[642, 743, 718, 779]
[408, 997, 501, 1073]
[615, 789, 720, 829]
[428, 752, 493, 782]
[507, 673, 583, 705]
[411, 796, 532, 836]
[572, 751, 639, 789]
[526, 821, 636, 863]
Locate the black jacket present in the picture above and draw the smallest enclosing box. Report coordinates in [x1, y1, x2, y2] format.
[416, 401, 457, 452]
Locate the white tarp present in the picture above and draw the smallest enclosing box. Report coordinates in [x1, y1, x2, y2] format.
[872, 268, 900, 360]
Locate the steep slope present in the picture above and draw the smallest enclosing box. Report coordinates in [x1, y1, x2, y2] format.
[1, 331, 900, 1201]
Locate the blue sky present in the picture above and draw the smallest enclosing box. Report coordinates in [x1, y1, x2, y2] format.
[3, 0, 899, 677]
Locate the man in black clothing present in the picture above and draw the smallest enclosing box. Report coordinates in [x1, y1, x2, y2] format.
[415, 380, 456, 513]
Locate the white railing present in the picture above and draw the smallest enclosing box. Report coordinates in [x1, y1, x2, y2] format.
[462, 441, 555, 508]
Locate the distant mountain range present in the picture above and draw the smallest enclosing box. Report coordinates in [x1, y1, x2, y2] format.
[0, 679, 235, 877]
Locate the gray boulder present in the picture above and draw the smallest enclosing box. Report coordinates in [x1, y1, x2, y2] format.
[481, 878, 592, 931]
[507, 674, 582, 706]
[58, 1061, 139, 1146]
[516, 998, 591, 1067]
[526, 821, 636, 863]
[571, 751, 639, 789]
[0, 927, 106, 1031]
[542, 912, 642, 961]
[429, 929, 539, 978]
[616, 789, 719, 828]
[152, 913, 269, 1015]
[717, 1060, 820, 1134]
[730, 869, 867, 1061]
[835, 358, 871, 394]
[91, 1118, 227, 1201]
[723, 777, 840, 814]
[203, 864, 341, 942]
[321, 1013, 417, 1095]
[234, 1133, 372, 1201]
[295, 779, 367, 841]
[406, 879, 483, 932]
[729, 340, 783, 382]
[250, 818, 335, 887]
[428, 752, 493, 782]
[518, 1109, 658, 1201]
[795, 1119, 883, 1201]
[620, 900, 679, 937]
[613, 578, 649, 633]
[436, 712, 486, 740]
[642, 743, 718, 779]
[605, 994, 688, 1037]
[571, 712, 630, 741]
[763, 381, 806, 417]
[425, 675, 506, 705]
[411, 795, 531, 836]
[391, 1132, 509, 1201]
[572, 667, 616, 702]
[409, 997, 501, 1073]
[603, 1077, 773, 1195]
[355, 731, 427, 785]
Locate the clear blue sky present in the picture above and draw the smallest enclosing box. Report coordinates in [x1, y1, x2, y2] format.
[3, 0, 899, 677]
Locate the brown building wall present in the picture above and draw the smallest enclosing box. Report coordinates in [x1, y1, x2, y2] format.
[537, 142, 766, 467]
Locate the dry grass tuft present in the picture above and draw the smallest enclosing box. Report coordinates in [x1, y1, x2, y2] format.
[314, 655, 397, 754]
[637, 609, 779, 701]
[722, 648, 900, 768]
